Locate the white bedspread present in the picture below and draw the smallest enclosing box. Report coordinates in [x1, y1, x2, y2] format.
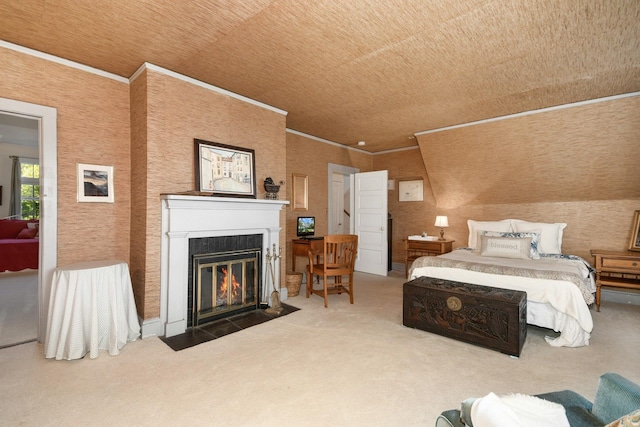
[410, 250, 595, 347]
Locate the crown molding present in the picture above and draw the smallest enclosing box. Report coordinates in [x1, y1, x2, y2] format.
[131, 62, 287, 116]
[0, 39, 128, 83]
[416, 91, 640, 136]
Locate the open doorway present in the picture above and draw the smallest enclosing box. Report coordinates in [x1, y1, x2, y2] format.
[0, 113, 39, 347]
[0, 97, 57, 345]
[327, 163, 358, 235]
[328, 164, 389, 276]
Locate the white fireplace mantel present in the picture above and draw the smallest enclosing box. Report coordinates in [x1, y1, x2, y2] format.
[159, 194, 289, 337]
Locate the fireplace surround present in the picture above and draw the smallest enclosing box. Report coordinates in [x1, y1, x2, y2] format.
[160, 194, 288, 338]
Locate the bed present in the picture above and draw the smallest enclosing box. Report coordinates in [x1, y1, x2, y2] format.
[409, 219, 595, 348]
[0, 219, 39, 273]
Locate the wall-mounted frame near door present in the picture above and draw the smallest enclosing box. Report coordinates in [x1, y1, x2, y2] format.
[291, 173, 308, 210]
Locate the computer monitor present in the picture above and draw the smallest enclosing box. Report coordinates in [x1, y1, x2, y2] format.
[296, 216, 315, 238]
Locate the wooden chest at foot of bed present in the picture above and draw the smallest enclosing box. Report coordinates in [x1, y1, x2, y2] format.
[403, 277, 527, 357]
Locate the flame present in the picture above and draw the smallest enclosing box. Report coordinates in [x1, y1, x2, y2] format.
[231, 269, 242, 304]
[218, 267, 229, 300]
[218, 266, 242, 304]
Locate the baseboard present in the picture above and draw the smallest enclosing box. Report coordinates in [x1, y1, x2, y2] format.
[601, 288, 640, 306]
[391, 262, 404, 273]
[140, 316, 162, 339]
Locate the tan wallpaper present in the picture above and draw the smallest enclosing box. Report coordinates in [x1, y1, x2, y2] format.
[0, 47, 131, 267]
[3, 45, 638, 322]
[285, 132, 372, 272]
[129, 71, 149, 315]
[414, 95, 640, 261]
[372, 148, 437, 266]
[132, 69, 288, 318]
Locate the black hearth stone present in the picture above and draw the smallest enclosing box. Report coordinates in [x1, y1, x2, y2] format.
[160, 303, 300, 351]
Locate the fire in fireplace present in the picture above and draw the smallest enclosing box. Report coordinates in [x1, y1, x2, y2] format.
[188, 235, 263, 328]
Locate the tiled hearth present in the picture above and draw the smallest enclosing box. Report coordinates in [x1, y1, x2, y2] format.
[160, 303, 299, 351]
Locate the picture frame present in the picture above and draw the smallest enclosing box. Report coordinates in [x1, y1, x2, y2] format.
[77, 163, 114, 203]
[629, 210, 640, 252]
[398, 179, 424, 202]
[291, 173, 308, 210]
[194, 139, 256, 198]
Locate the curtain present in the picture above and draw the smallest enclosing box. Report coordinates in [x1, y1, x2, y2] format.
[9, 156, 21, 218]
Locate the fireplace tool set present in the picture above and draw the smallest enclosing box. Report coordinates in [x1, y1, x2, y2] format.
[265, 244, 284, 315]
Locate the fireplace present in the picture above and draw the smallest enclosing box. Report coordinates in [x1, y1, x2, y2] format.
[188, 235, 262, 327]
[156, 194, 288, 338]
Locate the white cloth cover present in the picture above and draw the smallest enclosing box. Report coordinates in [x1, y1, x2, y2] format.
[471, 393, 570, 427]
[45, 260, 141, 360]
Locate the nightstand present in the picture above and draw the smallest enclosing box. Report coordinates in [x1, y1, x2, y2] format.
[590, 249, 640, 312]
[404, 238, 454, 278]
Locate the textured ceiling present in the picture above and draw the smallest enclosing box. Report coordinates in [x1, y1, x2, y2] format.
[1, 0, 638, 152]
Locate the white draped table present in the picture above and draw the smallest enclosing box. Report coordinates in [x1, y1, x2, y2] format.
[45, 260, 141, 360]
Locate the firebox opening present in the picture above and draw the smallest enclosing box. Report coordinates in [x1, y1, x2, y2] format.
[192, 249, 260, 326]
[188, 234, 263, 329]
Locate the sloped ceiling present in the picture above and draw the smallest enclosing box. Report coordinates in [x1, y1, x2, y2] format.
[0, 0, 638, 152]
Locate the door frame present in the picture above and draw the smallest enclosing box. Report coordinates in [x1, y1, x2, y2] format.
[327, 163, 359, 234]
[0, 97, 57, 342]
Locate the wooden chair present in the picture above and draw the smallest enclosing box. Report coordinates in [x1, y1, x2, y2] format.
[306, 234, 358, 308]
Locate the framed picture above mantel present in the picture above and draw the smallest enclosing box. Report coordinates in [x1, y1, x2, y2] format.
[194, 139, 256, 198]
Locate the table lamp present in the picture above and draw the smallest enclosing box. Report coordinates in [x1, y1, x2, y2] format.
[434, 215, 449, 241]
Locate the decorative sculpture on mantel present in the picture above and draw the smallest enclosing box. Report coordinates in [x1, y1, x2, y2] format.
[264, 177, 284, 200]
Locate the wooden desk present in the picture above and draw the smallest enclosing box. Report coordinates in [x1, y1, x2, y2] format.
[591, 249, 640, 312]
[292, 238, 324, 273]
[404, 238, 454, 278]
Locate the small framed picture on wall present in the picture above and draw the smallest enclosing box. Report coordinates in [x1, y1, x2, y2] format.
[77, 163, 114, 203]
[398, 179, 423, 202]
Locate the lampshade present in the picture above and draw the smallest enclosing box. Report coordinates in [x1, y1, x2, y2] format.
[434, 216, 449, 228]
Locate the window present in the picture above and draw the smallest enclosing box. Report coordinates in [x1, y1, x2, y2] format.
[20, 159, 40, 220]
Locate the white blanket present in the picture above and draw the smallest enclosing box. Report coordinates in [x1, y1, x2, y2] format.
[471, 393, 570, 427]
[410, 250, 594, 347]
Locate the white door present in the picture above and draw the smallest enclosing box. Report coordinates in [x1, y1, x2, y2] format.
[330, 172, 345, 234]
[353, 170, 388, 276]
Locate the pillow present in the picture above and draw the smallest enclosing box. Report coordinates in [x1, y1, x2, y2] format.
[604, 408, 640, 427]
[0, 219, 28, 239]
[511, 220, 567, 254]
[17, 227, 38, 239]
[467, 219, 512, 249]
[479, 235, 533, 259]
[475, 230, 541, 259]
[471, 393, 570, 427]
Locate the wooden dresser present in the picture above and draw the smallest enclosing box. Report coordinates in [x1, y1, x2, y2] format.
[404, 238, 454, 278]
[590, 249, 640, 311]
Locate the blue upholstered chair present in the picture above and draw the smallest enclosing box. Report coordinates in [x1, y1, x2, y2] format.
[435, 373, 640, 427]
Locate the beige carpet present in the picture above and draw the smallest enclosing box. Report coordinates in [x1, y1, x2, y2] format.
[0, 270, 38, 348]
[1, 271, 639, 426]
